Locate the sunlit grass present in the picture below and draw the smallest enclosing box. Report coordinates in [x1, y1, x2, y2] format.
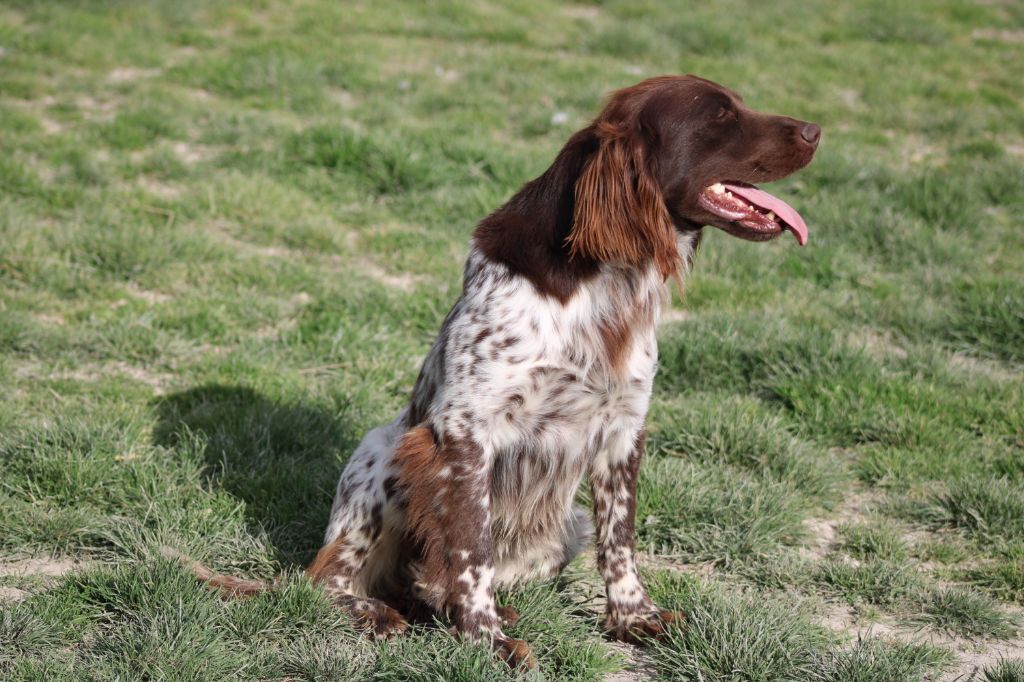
[1, 0, 1022, 678]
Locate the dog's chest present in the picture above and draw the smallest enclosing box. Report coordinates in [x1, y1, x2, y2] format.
[441, 250, 664, 460]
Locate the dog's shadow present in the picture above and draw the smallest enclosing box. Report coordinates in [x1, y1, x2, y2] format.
[152, 384, 364, 565]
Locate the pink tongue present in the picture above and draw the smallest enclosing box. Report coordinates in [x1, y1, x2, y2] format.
[724, 183, 808, 246]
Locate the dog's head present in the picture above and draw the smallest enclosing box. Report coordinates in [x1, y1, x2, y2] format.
[567, 75, 819, 277]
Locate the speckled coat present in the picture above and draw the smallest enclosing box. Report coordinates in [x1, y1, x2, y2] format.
[302, 75, 818, 667]
[314, 230, 692, 653]
[173, 75, 818, 669]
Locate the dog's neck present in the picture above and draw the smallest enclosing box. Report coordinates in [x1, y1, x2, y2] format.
[472, 130, 599, 304]
[473, 130, 699, 305]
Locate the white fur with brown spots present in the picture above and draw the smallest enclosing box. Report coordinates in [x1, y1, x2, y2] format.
[173, 75, 819, 669]
[316, 233, 695, 664]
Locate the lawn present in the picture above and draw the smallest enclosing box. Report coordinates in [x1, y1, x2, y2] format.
[1, 0, 1022, 679]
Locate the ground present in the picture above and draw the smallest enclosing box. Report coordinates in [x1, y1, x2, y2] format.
[1, 1, 1023, 680]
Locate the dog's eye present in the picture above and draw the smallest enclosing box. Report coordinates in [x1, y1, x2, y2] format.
[715, 105, 732, 120]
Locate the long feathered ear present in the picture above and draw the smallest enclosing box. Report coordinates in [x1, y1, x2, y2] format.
[567, 122, 679, 279]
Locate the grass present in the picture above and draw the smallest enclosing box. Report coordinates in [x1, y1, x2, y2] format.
[967, 559, 1024, 604]
[643, 570, 953, 681]
[3, 559, 617, 681]
[1, 0, 1022, 679]
[813, 637, 954, 682]
[839, 523, 910, 562]
[636, 455, 811, 564]
[918, 478, 1024, 542]
[644, 570, 837, 681]
[984, 658, 1024, 682]
[813, 559, 923, 608]
[913, 588, 1019, 641]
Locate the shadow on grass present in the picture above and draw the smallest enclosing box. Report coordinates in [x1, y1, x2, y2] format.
[152, 384, 362, 565]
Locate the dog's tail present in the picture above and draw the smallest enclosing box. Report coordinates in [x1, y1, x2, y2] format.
[159, 545, 271, 597]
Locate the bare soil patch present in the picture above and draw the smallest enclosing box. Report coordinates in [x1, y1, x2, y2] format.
[0, 556, 89, 602]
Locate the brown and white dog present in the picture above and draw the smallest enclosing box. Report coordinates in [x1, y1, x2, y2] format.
[177, 75, 819, 668]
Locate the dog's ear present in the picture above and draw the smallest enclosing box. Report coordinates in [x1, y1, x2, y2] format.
[568, 121, 679, 279]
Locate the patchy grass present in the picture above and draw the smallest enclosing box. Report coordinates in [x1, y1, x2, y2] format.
[813, 559, 923, 608]
[644, 570, 836, 681]
[643, 570, 952, 681]
[967, 559, 1024, 605]
[839, 523, 910, 562]
[2, 0, 1023, 679]
[913, 588, 1019, 641]
[636, 456, 811, 564]
[983, 658, 1024, 682]
[2, 557, 618, 680]
[923, 478, 1024, 542]
[813, 637, 954, 682]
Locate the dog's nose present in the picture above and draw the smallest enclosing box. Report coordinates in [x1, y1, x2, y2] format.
[800, 123, 821, 147]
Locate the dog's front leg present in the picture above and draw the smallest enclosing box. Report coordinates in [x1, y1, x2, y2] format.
[590, 430, 685, 643]
[399, 427, 534, 668]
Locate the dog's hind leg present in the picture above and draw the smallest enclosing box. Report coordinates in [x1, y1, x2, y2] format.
[397, 426, 536, 669]
[307, 534, 408, 637]
[309, 414, 411, 637]
[166, 415, 412, 637]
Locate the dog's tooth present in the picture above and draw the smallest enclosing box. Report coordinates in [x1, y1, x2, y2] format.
[766, 211, 776, 221]
[710, 183, 724, 194]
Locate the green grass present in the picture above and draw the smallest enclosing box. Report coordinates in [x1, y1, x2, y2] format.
[918, 478, 1024, 542]
[839, 523, 910, 562]
[813, 559, 923, 608]
[813, 637, 953, 682]
[913, 588, 1019, 640]
[643, 570, 952, 681]
[967, 559, 1024, 604]
[644, 570, 836, 681]
[2, 558, 618, 680]
[983, 658, 1024, 682]
[2, 0, 1023, 679]
[636, 456, 811, 564]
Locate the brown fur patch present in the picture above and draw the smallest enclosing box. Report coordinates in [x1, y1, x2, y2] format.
[159, 545, 267, 597]
[202, 573, 267, 597]
[393, 425, 450, 609]
[598, 313, 633, 375]
[333, 594, 409, 638]
[496, 636, 536, 669]
[495, 604, 520, 626]
[604, 609, 686, 644]
[568, 114, 679, 280]
[306, 535, 352, 584]
[597, 291, 656, 374]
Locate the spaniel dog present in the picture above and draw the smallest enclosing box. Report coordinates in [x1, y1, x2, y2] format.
[176, 75, 820, 668]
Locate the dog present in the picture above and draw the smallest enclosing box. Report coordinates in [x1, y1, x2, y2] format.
[174, 75, 819, 668]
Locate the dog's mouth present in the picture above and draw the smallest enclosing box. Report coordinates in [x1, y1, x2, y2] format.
[697, 181, 808, 246]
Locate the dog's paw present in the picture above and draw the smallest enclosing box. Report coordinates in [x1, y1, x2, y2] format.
[339, 596, 409, 638]
[495, 604, 521, 627]
[604, 608, 685, 644]
[494, 635, 536, 669]
[366, 603, 410, 638]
